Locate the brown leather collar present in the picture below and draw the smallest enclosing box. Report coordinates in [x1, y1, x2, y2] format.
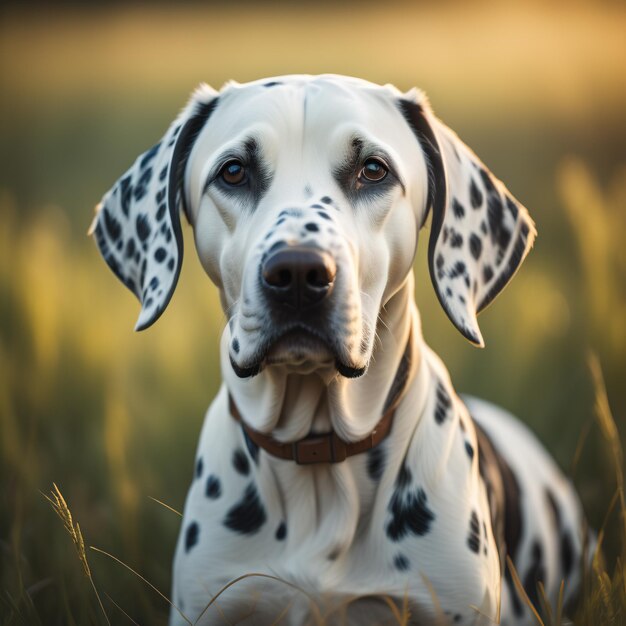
[228, 332, 412, 465]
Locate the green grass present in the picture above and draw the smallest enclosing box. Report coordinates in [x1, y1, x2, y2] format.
[0, 2, 624, 623]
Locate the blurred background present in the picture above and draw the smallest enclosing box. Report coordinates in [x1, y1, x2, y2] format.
[1, 1, 624, 623]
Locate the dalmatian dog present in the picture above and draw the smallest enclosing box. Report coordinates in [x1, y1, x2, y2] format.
[91, 75, 593, 625]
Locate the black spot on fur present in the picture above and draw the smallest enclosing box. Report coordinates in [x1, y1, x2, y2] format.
[243, 429, 259, 465]
[467, 510, 481, 553]
[263, 81, 282, 88]
[159, 166, 168, 182]
[156, 203, 166, 221]
[195, 457, 203, 478]
[185, 521, 199, 552]
[561, 531, 574, 577]
[275, 521, 287, 540]
[465, 441, 474, 459]
[483, 265, 494, 283]
[367, 445, 386, 481]
[232, 337, 240, 354]
[320, 196, 333, 205]
[232, 449, 250, 476]
[386, 484, 435, 542]
[149, 276, 159, 291]
[136, 214, 151, 242]
[154, 247, 167, 263]
[469, 234, 482, 260]
[317, 211, 332, 220]
[452, 198, 465, 219]
[470, 178, 483, 209]
[304, 222, 319, 232]
[436, 254, 444, 269]
[393, 554, 410, 571]
[205, 474, 221, 499]
[223, 483, 267, 535]
[167, 258, 175, 272]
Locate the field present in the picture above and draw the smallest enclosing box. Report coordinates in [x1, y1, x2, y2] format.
[1, 1, 625, 624]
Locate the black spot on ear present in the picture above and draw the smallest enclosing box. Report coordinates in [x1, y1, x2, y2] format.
[223, 483, 267, 535]
[367, 445, 386, 481]
[452, 198, 465, 219]
[434, 382, 452, 424]
[317, 211, 331, 220]
[149, 276, 159, 291]
[232, 338, 240, 354]
[386, 485, 435, 542]
[465, 441, 474, 459]
[483, 265, 494, 283]
[206, 474, 221, 499]
[445, 287, 453, 297]
[159, 166, 168, 182]
[140, 142, 160, 169]
[467, 510, 481, 553]
[136, 214, 151, 242]
[125, 238, 136, 259]
[167, 258, 175, 272]
[523, 540, 546, 610]
[195, 457, 203, 478]
[436, 254, 444, 269]
[103, 209, 122, 242]
[263, 81, 282, 88]
[449, 261, 466, 279]
[469, 234, 482, 260]
[450, 231, 463, 248]
[320, 196, 333, 205]
[133, 167, 153, 202]
[232, 449, 250, 476]
[275, 521, 287, 541]
[185, 521, 199, 552]
[304, 222, 319, 232]
[156, 203, 166, 221]
[505, 196, 519, 219]
[154, 247, 167, 263]
[120, 175, 133, 217]
[393, 554, 410, 571]
[470, 178, 483, 209]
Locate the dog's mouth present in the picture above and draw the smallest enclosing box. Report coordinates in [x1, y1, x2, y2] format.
[230, 325, 366, 379]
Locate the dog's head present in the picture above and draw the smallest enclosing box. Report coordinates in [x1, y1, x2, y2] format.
[91, 75, 535, 378]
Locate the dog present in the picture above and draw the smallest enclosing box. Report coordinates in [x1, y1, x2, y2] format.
[91, 75, 593, 625]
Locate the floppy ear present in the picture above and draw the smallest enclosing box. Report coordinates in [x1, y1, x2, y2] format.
[399, 94, 536, 347]
[89, 85, 219, 330]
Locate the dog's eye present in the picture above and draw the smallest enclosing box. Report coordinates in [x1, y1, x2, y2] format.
[359, 157, 388, 183]
[220, 160, 247, 186]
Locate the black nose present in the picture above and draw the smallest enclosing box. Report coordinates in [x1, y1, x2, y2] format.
[262, 246, 337, 310]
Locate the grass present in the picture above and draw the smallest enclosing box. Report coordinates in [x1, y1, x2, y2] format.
[0, 2, 624, 624]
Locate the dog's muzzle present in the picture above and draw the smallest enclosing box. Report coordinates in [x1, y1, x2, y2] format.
[261, 245, 336, 311]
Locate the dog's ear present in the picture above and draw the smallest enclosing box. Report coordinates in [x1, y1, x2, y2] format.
[89, 85, 219, 330]
[399, 94, 536, 347]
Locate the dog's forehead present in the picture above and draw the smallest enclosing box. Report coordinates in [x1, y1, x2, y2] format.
[210, 75, 407, 141]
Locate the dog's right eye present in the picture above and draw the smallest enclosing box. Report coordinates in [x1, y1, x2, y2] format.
[220, 160, 247, 186]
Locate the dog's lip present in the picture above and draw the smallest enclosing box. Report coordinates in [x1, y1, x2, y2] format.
[265, 327, 334, 365]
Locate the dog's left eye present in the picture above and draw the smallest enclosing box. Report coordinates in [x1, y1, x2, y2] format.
[358, 157, 388, 183]
[220, 160, 247, 186]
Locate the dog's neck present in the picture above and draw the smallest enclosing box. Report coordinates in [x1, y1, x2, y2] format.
[221, 273, 422, 444]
